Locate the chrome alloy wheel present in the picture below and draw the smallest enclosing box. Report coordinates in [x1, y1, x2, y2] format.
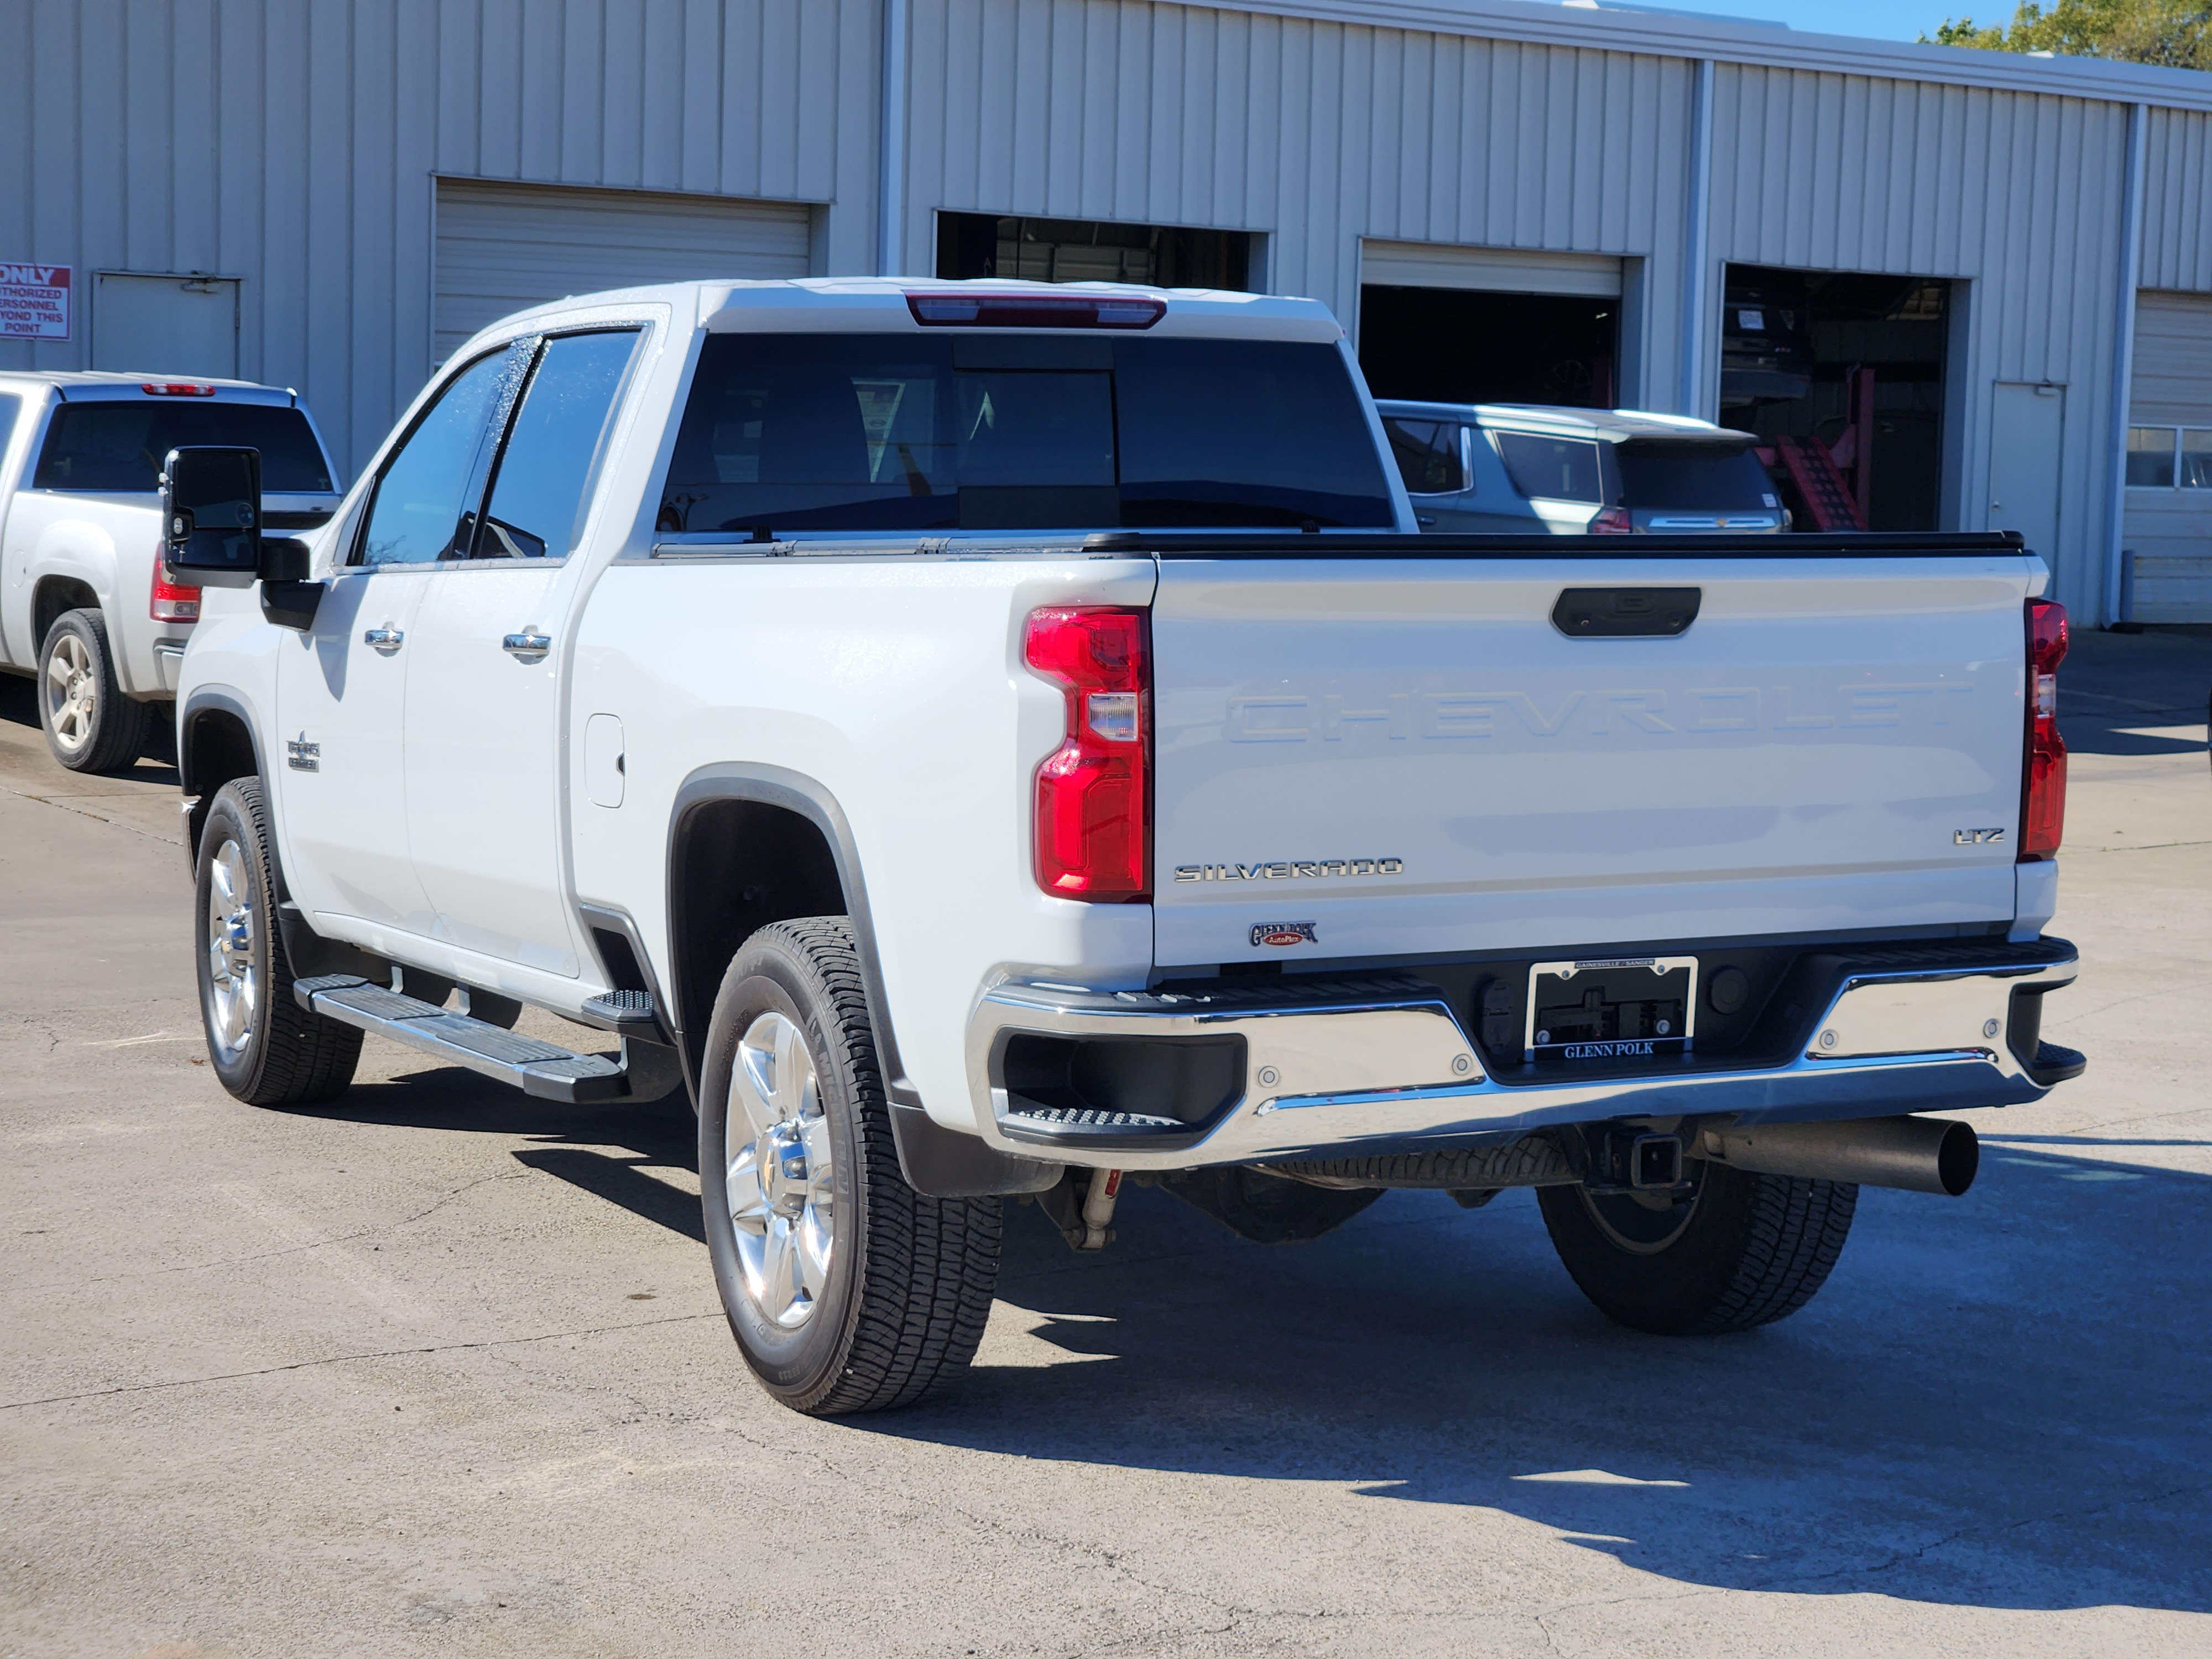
[724, 1011, 835, 1329]
[44, 632, 96, 754]
[204, 838, 259, 1063]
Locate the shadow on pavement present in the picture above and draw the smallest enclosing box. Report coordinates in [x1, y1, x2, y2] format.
[2060, 695, 2209, 758]
[0, 671, 36, 733]
[0, 660, 181, 780]
[855, 1147, 2212, 1618]
[2062, 627, 2211, 758]
[279, 1064, 702, 1243]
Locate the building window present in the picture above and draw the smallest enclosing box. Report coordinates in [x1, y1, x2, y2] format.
[2128, 426, 2177, 487]
[2127, 425, 2212, 488]
[2183, 429, 2212, 488]
[936, 212, 1254, 291]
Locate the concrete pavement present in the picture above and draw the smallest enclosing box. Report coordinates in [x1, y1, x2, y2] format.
[2, 639, 2208, 1658]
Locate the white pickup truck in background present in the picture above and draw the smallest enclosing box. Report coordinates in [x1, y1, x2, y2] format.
[0, 373, 341, 771]
[164, 278, 2084, 1417]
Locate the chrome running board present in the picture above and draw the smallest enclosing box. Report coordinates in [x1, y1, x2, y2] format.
[294, 974, 628, 1104]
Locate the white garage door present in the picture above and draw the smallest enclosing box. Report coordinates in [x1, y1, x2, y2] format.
[2122, 290, 2212, 622]
[1358, 240, 1622, 298]
[433, 178, 815, 364]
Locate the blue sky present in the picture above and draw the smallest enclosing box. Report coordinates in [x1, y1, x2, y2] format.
[1625, 0, 1997, 42]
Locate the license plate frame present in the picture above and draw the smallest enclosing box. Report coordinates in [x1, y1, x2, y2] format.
[1524, 956, 1699, 1065]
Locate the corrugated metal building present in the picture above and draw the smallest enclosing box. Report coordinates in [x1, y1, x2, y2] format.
[5, 0, 2211, 622]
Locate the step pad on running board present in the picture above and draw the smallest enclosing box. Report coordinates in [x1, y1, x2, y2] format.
[294, 974, 627, 1103]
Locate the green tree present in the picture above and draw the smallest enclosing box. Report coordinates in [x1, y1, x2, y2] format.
[1926, 0, 2212, 69]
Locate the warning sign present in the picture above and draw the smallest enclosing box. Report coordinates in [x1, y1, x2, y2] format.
[0, 264, 71, 341]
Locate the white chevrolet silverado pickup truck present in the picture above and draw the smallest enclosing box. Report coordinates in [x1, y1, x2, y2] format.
[166, 278, 2084, 1416]
[0, 373, 340, 770]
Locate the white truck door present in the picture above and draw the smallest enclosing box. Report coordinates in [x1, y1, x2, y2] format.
[275, 348, 517, 935]
[400, 329, 640, 978]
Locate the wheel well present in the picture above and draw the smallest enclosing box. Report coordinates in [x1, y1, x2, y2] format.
[33, 576, 100, 650]
[181, 707, 259, 858]
[667, 798, 848, 1068]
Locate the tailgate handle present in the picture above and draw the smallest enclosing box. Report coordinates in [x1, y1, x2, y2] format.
[1552, 587, 1701, 638]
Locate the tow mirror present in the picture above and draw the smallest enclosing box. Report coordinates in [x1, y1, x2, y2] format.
[160, 446, 262, 588]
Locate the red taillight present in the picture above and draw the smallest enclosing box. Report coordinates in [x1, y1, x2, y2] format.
[151, 549, 201, 623]
[1025, 607, 1150, 900]
[140, 382, 217, 397]
[1588, 505, 1634, 534]
[2020, 598, 2068, 860]
[906, 292, 1165, 330]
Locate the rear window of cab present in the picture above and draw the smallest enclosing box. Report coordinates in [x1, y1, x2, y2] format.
[34, 401, 333, 494]
[658, 332, 1396, 533]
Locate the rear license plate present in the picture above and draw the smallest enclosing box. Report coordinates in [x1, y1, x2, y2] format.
[1525, 957, 1698, 1064]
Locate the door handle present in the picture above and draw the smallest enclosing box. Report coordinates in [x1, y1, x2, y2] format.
[363, 626, 404, 653]
[502, 630, 553, 658]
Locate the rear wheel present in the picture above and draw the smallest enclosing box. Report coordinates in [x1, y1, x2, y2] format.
[39, 608, 148, 774]
[1536, 1160, 1856, 1334]
[195, 778, 363, 1105]
[699, 917, 1001, 1414]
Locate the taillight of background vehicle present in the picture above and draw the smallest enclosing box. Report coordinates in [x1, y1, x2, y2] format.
[1588, 505, 1633, 534]
[151, 549, 201, 623]
[1024, 607, 1150, 900]
[2020, 597, 2068, 859]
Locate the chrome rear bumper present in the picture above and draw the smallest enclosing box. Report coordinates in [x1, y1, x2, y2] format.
[964, 941, 2079, 1172]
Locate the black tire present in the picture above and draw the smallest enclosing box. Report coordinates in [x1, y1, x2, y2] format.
[38, 608, 149, 774]
[698, 917, 1001, 1415]
[194, 777, 363, 1106]
[1537, 1160, 1857, 1335]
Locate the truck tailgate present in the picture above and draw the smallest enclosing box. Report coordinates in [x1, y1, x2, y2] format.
[1150, 552, 2037, 967]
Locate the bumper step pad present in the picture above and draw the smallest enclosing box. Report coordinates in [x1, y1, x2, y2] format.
[294, 974, 628, 1103]
[580, 988, 663, 1035]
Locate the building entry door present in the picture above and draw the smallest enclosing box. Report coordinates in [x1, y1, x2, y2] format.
[92, 273, 239, 378]
[1989, 381, 2065, 563]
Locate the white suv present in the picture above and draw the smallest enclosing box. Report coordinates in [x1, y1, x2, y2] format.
[1378, 401, 1787, 535]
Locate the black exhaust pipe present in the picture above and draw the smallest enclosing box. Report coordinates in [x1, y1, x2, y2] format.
[1691, 1115, 1979, 1196]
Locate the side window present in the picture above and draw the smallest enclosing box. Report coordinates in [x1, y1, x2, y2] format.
[474, 330, 641, 559]
[2183, 428, 2212, 488]
[1496, 433, 1603, 504]
[1384, 418, 1467, 495]
[357, 350, 516, 566]
[2126, 426, 2177, 488]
